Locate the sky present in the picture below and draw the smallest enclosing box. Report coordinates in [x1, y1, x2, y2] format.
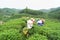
[0, 0, 60, 10]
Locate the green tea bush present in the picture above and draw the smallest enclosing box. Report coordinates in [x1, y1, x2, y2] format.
[27, 34, 48, 40]
[0, 29, 24, 40]
[47, 30, 60, 40]
[0, 18, 60, 40]
[0, 18, 26, 31]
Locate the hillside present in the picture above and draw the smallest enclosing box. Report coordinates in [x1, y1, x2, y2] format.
[0, 17, 60, 40]
[0, 8, 46, 22]
[0, 7, 60, 40]
[0, 7, 60, 22]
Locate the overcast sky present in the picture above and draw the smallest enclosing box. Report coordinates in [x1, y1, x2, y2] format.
[0, 0, 60, 10]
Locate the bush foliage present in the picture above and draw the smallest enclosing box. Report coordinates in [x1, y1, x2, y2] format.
[0, 18, 60, 40]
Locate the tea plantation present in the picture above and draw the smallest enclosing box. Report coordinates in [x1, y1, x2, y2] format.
[0, 18, 60, 40]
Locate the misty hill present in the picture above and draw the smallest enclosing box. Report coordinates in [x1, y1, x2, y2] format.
[0, 8, 46, 21]
[40, 9, 49, 12]
[48, 7, 60, 19]
[0, 7, 60, 21]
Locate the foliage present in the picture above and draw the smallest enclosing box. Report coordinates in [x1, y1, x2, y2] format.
[48, 7, 60, 19]
[0, 7, 60, 40]
[0, 18, 60, 40]
[27, 34, 48, 40]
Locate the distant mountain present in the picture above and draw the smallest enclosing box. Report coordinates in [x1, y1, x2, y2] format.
[40, 9, 49, 13]
[0, 8, 21, 21]
[48, 7, 60, 19]
[49, 7, 60, 13]
[40, 7, 60, 13]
